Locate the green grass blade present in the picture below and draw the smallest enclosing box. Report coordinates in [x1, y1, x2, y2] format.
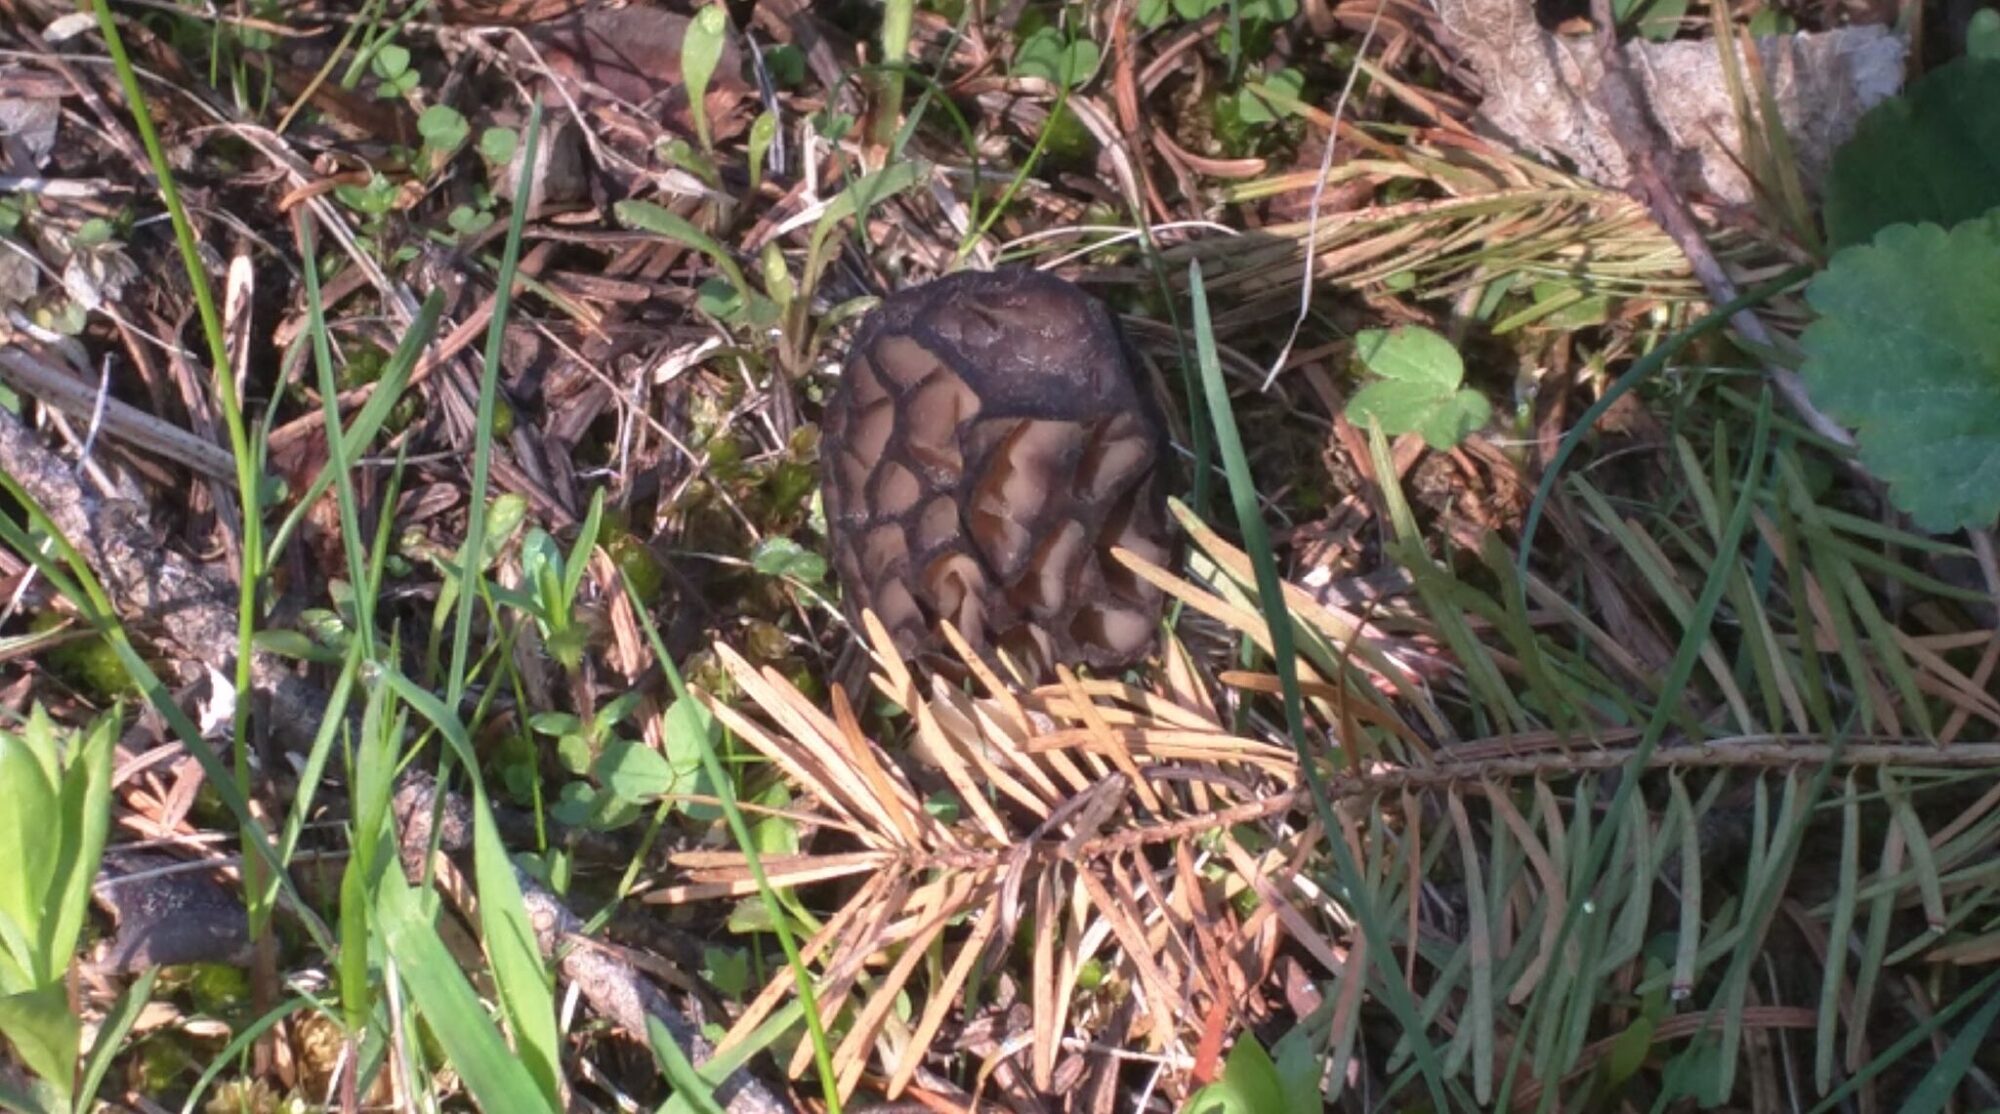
[296, 213, 378, 644]
[1446, 794, 1496, 1104]
[374, 867, 551, 1113]
[267, 289, 445, 566]
[645, 1015, 727, 1114]
[1807, 967, 2000, 1113]
[1502, 391, 1774, 1112]
[805, 161, 927, 293]
[74, 966, 159, 1114]
[1187, 258, 1458, 1109]
[1894, 980, 2000, 1114]
[1515, 267, 1810, 581]
[448, 96, 544, 708]
[90, 0, 273, 934]
[1885, 775, 1947, 933]
[176, 995, 318, 1114]
[468, 779, 563, 1105]
[44, 710, 115, 994]
[1814, 770, 1859, 1091]
[340, 668, 398, 1031]
[620, 575, 844, 1113]
[1367, 429, 1521, 735]
[376, 670, 560, 1107]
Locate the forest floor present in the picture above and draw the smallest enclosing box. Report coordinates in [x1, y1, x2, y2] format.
[1, 0, 1998, 1112]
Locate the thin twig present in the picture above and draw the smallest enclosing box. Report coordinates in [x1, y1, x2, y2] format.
[1581, 0, 1855, 451]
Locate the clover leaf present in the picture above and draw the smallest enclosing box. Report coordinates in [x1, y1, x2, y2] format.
[1014, 26, 1100, 88]
[1344, 326, 1491, 450]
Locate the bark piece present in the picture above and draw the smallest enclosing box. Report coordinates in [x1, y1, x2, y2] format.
[1435, 0, 1906, 204]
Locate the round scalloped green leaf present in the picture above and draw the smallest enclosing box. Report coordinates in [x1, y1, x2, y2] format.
[1824, 58, 2000, 249]
[1800, 213, 2000, 531]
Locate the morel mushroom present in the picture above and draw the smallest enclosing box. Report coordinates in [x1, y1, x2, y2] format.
[822, 268, 1173, 678]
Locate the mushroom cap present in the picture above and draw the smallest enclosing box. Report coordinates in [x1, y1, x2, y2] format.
[822, 268, 1174, 678]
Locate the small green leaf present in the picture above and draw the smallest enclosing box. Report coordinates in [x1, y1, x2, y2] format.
[683, 4, 729, 150]
[371, 44, 410, 81]
[747, 111, 777, 192]
[75, 219, 114, 247]
[702, 946, 749, 998]
[529, 712, 581, 738]
[1606, 1016, 1654, 1084]
[923, 791, 961, 823]
[1269, 1024, 1325, 1112]
[660, 137, 722, 188]
[750, 783, 797, 856]
[448, 205, 495, 237]
[418, 105, 470, 152]
[1237, 67, 1304, 125]
[1799, 213, 2000, 531]
[760, 241, 795, 309]
[485, 493, 531, 557]
[480, 126, 519, 164]
[1344, 326, 1492, 449]
[1971, 9, 2000, 59]
[551, 782, 599, 828]
[1354, 325, 1460, 385]
[556, 731, 594, 774]
[252, 628, 343, 664]
[333, 175, 399, 216]
[1013, 27, 1099, 88]
[0, 987, 77, 1101]
[593, 691, 645, 735]
[751, 536, 827, 584]
[1242, 0, 1299, 17]
[547, 627, 587, 671]
[697, 276, 745, 320]
[1183, 1033, 1288, 1113]
[812, 109, 854, 143]
[662, 699, 716, 785]
[599, 738, 676, 800]
[725, 895, 779, 934]
[764, 44, 806, 87]
[1347, 378, 1490, 448]
[1614, 0, 1688, 40]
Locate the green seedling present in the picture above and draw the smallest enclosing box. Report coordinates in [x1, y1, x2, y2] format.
[1344, 325, 1493, 450]
[0, 706, 118, 1112]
